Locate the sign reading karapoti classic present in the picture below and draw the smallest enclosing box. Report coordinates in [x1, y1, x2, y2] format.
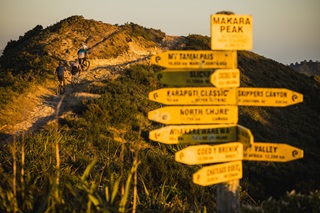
[150, 50, 237, 69]
[148, 106, 238, 124]
[149, 124, 237, 144]
[149, 87, 237, 105]
[211, 14, 253, 50]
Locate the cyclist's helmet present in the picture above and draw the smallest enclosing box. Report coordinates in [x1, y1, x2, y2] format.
[82, 44, 88, 49]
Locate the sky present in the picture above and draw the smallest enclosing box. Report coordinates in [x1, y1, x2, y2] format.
[1, 0, 319, 65]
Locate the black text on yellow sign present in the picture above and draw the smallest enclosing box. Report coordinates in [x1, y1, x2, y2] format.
[148, 106, 238, 125]
[243, 142, 304, 162]
[237, 88, 303, 107]
[175, 142, 243, 165]
[210, 69, 240, 88]
[211, 14, 253, 50]
[149, 87, 303, 107]
[149, 87, 237, 105]
[150, 50, 237, 69]
[149, 124, 237, 144]
[155, 69, 214, 86]
[193, 160, 243, 186]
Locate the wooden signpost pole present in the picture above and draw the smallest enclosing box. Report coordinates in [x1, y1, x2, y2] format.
[217, 179, 240, 213]
[211, 10, 253, 212]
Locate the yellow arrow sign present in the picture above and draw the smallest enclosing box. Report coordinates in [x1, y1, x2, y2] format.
[210, 69, 240, 88]
[243, 142, 304, 162]
[150, 50, 237, 69]
[155, 69, 214, 86]
[237, 125, 254, 148]
[193, 161, 243, 186]
[237, 88, 303, 107]
[149, 87, 237, 105]
[211, 14, 253, 50]
[149, 124, 237, 144]
[175, 142, 243, 165]
[148, 106, 238, 124]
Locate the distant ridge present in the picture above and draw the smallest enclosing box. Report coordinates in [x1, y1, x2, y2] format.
[289, 60, 320, 76]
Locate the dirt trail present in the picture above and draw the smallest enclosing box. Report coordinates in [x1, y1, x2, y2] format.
[3, 57, 149, 143]
[2, 35, 183, 143]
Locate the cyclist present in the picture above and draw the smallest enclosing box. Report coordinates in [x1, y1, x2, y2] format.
[70, 59, 82, 76]
[56, 61, 67, 89]
[77, 44, 88, 68]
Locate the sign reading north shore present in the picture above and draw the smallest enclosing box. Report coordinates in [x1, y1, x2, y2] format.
[149, 87, 237, 105]
[237, 88, 303, 107]
[210, 69, 240, 88]
[243, 142, 304, 162]
[175, 142, 243, 165]
[149, 124, 237, 144]
[150, 50, 237, 69]
[211, 14, 253, 50]
[148, 106, 238, 124]
[155, 69, 214, 86]
[237, 125, 254, 148]
[193, 160, 242, 186]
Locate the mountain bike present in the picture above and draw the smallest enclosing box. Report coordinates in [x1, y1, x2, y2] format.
[71, 73, 80, 87]
[80, 58, 90, 71]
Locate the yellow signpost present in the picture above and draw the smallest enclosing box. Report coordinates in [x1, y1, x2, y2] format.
[149, 87, 237, 105]
[211, 14, 253, 50]
[148, 106, 238, 124]
[210, 69, 240, 88]
[237, 88, 304, 107]
[147, 12, 304, 213]
[150, 50, 237, 69]
[243, 142, 304, 162]
[155, 69, 214, 86]
[193, 160, 243, 186]
[175, 142, 243, 165]
[237, 125, 254, 148]
[149, 124, 237, 144]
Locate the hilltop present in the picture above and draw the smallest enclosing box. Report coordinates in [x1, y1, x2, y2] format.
[0, 15, 319, 212]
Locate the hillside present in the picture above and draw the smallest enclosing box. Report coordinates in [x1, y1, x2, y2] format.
[0, 15, 319, 212]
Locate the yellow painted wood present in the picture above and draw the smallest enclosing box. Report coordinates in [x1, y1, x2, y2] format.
[149, 87, 237, 105]
[150, 50, 237, 68]
[148, 106, 238, 124]
[243, 142, 304, 162]
[149, 124, 237, 144]
[211, 14, 253, 50]
[175, 142, 243, 165]
[193, 161, 242, 186]
[237, 88, 303, 107]
[210, 69, 240, 88]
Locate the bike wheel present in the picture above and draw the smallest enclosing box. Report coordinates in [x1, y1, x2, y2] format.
[57, 82, 65, 95]
[71, 76, 75, 88]
[57, 84, 61, 95]
[82, 60, 90, 71]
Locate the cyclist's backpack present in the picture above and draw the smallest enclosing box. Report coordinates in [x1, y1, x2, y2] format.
[71, 66, 79, 75]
